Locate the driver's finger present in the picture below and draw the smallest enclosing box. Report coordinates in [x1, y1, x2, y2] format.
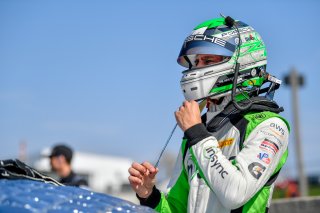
[128, 175, 142, 185]
[131, 162, 147, 173]
[142, 161, 156, 173]
[128, 167, 143, 178]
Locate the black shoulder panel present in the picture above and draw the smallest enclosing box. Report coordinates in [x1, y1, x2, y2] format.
[206, 96, 283, 132]
[205, 96, 283, 149]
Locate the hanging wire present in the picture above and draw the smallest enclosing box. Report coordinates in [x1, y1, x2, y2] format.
[155, 123, 178, 168]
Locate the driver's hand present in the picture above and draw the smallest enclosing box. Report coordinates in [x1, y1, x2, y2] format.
[128, 162, 159, 198]
[175, 100, 202, 132]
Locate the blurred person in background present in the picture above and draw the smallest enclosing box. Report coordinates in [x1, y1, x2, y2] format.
[49, 144, 88, 187]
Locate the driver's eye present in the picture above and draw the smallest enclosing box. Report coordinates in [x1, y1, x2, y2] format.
[205, 59, 215, 64]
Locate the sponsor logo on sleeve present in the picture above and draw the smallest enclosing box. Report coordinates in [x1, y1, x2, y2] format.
[259, 130, 283, 147]
[186, 155, 200, 181]
[259, 138, 279, 155]
[257, 152, 271, 164]
[248, 162, 266, 179]
[187, 156, 194, 177]
[204, 147, 228, 179]
[218, 138, 234, 148]
[270, 123, 285, 136]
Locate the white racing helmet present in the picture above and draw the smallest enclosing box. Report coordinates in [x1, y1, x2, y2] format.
[177, 17, 268, 101]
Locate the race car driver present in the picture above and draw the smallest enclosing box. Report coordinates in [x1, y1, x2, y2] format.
[128, 16, 290, 213]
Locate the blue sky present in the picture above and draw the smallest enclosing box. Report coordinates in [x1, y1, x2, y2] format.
[0, 0, 319, 177]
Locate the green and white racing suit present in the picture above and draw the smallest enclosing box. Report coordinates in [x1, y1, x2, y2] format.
[139, 97, 290, 213]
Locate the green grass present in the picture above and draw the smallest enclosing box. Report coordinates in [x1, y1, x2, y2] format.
[273, 185, 320, 199]
[309, 185, 320, 196]
[272, 187, 286, 199]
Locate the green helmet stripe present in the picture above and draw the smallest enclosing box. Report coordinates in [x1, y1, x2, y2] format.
[210, 77, 265, 94]
[193, 17, 225, 30]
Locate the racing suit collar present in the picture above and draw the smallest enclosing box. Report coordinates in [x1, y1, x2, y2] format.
[206, 95, 231, 124]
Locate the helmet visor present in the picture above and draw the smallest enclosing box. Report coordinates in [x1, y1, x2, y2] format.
[177, 35, 237, 68]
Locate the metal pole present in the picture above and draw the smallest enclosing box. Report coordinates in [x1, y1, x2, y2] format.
[289, 67, 308, 197]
